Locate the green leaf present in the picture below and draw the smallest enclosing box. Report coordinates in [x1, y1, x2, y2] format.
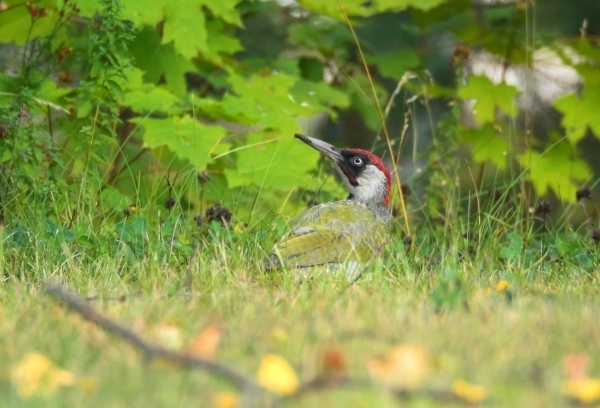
[0, 7, 59, 44]
[554, 233, 584, 257]
[192, 94, 258, 125]
[115, 69, 182, 114]
[163, 0, 208, 59]
[115, 222, 135, 242]
[499, 231, 522, 260]
[518, 141, 590, 198]
[120, 0, 169, 26]
[77, 100, 96, 118]
[369, 50, 421, 79]
[202, 0, 243, 26]
[203, 19, 243, 65]
[344, 73, 388, 131]
[290, 80, 351, 119]
[376, 0, 448, 12]
[226, 73, 309, 130]
[131, 115, 226, 170]
[461, 124, 510, 169]
[100, 187, 130, 211]
[130, 217, 148, 236]
[458, 75, 519, 125]
[296, 0, 374, 21]
[554, 83, 600, 143]
[129, 28, 196, 96]
[224, 131, 320, 190]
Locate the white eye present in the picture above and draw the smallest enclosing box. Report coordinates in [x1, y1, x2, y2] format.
[351, 157, 363, 166]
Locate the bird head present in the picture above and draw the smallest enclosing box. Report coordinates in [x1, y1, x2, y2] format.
[295, 134, 391, 206]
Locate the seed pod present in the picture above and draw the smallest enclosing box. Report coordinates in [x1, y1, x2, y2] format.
[164, 198, 177, 210]
[204, 204, 232, 226]
[576, 188, 592, 201]
[535, 201, 553, 215]
[400, 185, 411, 197]
[197, 170, 211, 184]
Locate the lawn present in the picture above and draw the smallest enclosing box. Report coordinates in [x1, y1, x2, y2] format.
[2, 221, 599, 407]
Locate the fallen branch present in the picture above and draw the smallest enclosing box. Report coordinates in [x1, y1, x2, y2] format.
[45, 282, 262, 392]
[45, 283, 473, 406]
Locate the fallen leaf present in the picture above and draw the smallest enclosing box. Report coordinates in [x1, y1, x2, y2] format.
[256, 354, 300, 395]
[562, 378, 600, 404]
[367, 344, 430, 389]
[451, 379, 488, 403]
[188, 325, 221, 359]
[154, 323, 183, 349]
[213, 391, 238, 408]
[322, 348, 346, 375]
[494, 280, 509, 291]
[11, 352, 75, 399]
[564, 353, 589, 380]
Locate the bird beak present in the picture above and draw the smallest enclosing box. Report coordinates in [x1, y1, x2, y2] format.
[294, 134, 343, 162]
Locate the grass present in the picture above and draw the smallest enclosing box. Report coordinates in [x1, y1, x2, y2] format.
[1, 195, 599, 407]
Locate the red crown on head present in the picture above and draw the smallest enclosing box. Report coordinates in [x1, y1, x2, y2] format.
[348, 148, 392, 207]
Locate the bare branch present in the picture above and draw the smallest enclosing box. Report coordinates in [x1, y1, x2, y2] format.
[44, 282, 262, 392]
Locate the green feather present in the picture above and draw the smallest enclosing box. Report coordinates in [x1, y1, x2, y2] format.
[270, 201, 388, 268]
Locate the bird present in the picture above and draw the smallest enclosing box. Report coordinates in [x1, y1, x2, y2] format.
[267, 134, 392, 281]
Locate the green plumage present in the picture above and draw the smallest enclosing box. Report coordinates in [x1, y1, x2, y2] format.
[269, 200, 388, 269]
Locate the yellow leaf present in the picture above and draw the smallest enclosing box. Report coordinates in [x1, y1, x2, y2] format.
[154, 323, 183, 349]
[256, 354, 299, 395]
[213, 392, 239, 408]
[562, 378, 600, 404]
[367, 344, 430, 389]
[188, 325, 221, 360]
[494, 280, 509, 291]
[451, 379, 488, 403]
[11, 352, 75, 399]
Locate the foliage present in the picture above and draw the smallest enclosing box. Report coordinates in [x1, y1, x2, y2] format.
[1, 2, 600, 406]
[0, 0, 598, 238]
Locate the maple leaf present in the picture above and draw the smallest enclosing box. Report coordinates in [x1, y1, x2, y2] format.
[564, 353, 590, 380]
[458, 75, 519, 125]
[451, 379, 488, 403]
[213, 391, 239, 408]
[519, 142, 589, 198]
[11, 352, 75, 399]
[366, 344, 431, 389]
[495, 280, 509, 291]
[555, 83, 600, 143]
[153, 323, 183, 349]
[562, 379, 600, 404]
[256, 354, 300, 395]
[188, 325, 221, 360]
[322, 348, 346, 375]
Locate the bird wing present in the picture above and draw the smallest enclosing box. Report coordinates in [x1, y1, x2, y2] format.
[269, 201, 386, 269]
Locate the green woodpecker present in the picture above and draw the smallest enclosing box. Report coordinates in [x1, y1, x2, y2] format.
[268, 134, 392, 280]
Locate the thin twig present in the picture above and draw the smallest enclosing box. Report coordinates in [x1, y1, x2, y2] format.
[44, 282, 262, 392]
[336, 2, 411, 236]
